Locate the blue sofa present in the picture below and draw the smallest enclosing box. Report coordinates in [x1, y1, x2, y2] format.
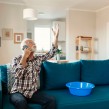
[1, 60, 109, 109]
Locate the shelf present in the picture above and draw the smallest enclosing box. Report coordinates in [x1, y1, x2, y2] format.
[77, 36, 92, 38]
[76, 50, 90, 53]
[75, 36, 94, 60]
[76, 37, 92, 40]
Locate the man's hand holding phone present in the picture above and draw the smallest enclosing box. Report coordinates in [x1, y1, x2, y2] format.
[23, 45, 33, 59]
[20, 45, 33, 67]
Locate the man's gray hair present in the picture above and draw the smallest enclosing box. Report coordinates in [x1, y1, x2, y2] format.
[20, 38, 31, 50]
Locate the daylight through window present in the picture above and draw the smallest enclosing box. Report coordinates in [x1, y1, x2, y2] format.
[34, 27, 51, 52]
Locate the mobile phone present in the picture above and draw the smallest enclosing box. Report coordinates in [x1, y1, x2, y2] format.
[22, 45, 28, 50]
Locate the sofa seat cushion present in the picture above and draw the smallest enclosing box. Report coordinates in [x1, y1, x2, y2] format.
[42, 85, 109, 109]
[42, 61, 80, 89]
[81, 60, 109, 85]
[3, 94, 41, 109]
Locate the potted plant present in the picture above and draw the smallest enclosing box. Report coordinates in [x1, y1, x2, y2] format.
[56, 49, 62, 61]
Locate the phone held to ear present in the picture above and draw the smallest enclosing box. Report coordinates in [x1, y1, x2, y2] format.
[22, 45, 36, 52]
[22, 45, 28, 50]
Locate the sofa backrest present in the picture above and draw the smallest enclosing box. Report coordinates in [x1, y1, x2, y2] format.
[81, 59, 109, 85]
[40, 61, 81, 90]
[0, 61, 81, 93]
[1, 59, 109, 94]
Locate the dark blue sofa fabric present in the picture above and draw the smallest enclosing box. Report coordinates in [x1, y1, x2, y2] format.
[0, 70, 2, 109]
[3, 85, 109, 109]
[81, 60, 109, 85]
[0, 65, 8, 94]
[1, 60, 109, 109]
[43, 86, 109, 109]
[43, 61, 80, 89]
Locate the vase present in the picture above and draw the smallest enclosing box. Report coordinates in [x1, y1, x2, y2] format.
[57, 54, 60, 61]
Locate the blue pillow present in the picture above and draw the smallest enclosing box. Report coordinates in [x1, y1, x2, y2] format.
[43, 61, 80, 89]
[0, 65, 8, 94]
[81, 60, 109, 85]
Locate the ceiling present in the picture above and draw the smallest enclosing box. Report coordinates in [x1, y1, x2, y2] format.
[0, 0, 109, 19]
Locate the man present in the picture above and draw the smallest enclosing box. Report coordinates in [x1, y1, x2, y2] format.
[10, 25, 59, 109]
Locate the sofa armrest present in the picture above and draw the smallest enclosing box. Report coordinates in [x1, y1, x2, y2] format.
[0, 69, 2, 109]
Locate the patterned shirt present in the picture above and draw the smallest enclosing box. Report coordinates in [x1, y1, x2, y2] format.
[10, 45, 57, 98]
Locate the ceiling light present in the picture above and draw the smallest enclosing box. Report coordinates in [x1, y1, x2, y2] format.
[23, 8, 38, 20]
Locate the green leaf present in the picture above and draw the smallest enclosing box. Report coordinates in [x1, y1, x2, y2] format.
[56, 49, 62, 54]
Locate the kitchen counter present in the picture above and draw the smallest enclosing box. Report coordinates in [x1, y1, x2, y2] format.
[48, 60, 68, 63]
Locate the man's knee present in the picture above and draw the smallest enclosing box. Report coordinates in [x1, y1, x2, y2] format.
[10, 93, 28, 109]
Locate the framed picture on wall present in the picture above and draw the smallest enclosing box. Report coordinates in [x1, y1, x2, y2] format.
[14, 33, 23, 44]
[2, 28, 13, 40]
[27, 32, 32, 39]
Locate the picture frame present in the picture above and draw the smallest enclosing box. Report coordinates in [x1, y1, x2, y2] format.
[27, 32, 32, 39]
[2, 28, 13, 40]
[14, 33, 23, 44]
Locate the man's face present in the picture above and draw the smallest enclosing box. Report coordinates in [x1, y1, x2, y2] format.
[25, 40, 37, 52]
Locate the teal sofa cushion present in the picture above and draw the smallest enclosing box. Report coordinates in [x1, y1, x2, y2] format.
[43, 85, 109, 109]
[0, 65, 8, 94]
[81, 60, 109, 85]
[43, 61, 80, 89]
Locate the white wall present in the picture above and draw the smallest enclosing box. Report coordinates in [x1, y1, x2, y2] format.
[1, 3, 109, 63]
[0, 3, 27, 64]
[96, 7, 109, 59]
[0, 3, 66, 64]
[66, 10, 96, 61]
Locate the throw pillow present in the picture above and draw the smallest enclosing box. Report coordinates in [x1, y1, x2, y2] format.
[81, 60, 109, 85]
[43, 61, 80, 90]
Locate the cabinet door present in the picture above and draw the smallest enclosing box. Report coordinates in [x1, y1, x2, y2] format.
[53, 21, 66, 41]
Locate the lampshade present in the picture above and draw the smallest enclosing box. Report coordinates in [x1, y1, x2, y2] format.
[23, 8, 38, 20]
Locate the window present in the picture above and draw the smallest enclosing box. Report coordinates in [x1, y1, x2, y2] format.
[34, 27, 51, 52]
